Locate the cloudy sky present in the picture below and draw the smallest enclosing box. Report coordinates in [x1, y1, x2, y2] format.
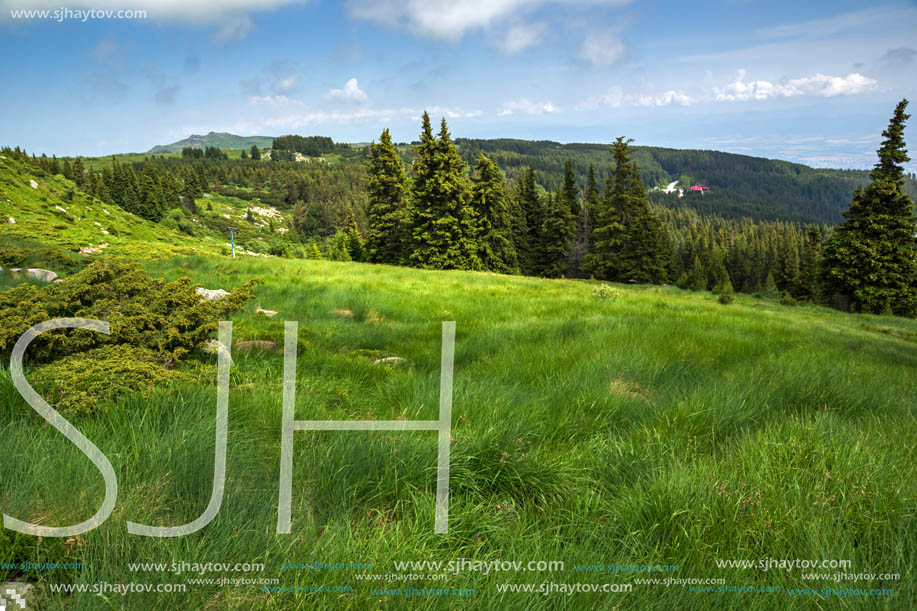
[1, 0, 916, 169]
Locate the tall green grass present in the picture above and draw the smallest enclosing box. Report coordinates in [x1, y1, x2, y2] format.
[1, 254, 914, 609]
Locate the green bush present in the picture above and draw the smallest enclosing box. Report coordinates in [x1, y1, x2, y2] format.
[29, 344, 202, 414]
[0, 260, 258, 366]
[592, 283, 622, 301]
[0, 245, 27, 267]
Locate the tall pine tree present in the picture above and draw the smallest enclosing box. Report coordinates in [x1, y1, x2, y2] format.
[539, 185, 575, 278]
[365, 128, 410, 264]
[821, 99, 917, 316]
[514, 167, 544, 276]
[584, 137, 670, 283]
[408, 114, 481, 270]
[472, 154, 519, 273]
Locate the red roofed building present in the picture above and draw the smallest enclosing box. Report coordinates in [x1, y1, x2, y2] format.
[690, 185, 711, 193]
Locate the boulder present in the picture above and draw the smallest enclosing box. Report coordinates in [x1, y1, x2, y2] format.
[196, 287, 230, 301]
[29, 179, 38, 188]
[6, 216, 14, 224]
[373, 356, 409, 366]
[5, 268, 58, 283]
[25, 268, 58, 283]
[256, 307, 278, 317]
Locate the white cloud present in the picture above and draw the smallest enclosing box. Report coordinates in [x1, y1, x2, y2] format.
[577, 86, 692, 109]
[497, 22, 547, 54]
[713, 69, 877, 101]
[499, 98, 558, 116]
[579, 30, 626, 66]
[211, 15, 253, 43]
[422, 106, 484, 119]
[634, 90, 693, 107]
[345, 0, 629, 42]
[273, 72, 299, 93]
[248, 95, 292, 105]
[246, 93, 484, 128]
[326, 78, 369, 103]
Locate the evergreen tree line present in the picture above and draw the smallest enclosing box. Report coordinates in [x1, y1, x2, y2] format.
[6, 99, 914, 316]
[361, 105, 916, 316]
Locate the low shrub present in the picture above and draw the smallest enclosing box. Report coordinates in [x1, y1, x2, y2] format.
[29, 344, 202, 414]
[592, 283, 622, 301]
[0, 260, 256, 413]
[0, 260, 258, 365]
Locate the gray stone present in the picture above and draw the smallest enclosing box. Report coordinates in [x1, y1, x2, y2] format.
[24, 268, 58, 283]
[373, 356, 409, 366]
[196, 287, 230, 301]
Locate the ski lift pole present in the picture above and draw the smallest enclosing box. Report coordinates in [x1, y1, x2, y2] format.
[227, 227, 237, 258]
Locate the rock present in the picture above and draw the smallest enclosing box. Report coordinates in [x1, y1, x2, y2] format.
[0, 581, 34, 609]
[7, 217, 14, 224]
[29, 180, 38, 188]
[373, 356, 409, 366]
[55, 205, 67, 213]
[100, 229, 110, 235]
[93, 221, 102, 227]
[25, 268, 58, 283]
[6, 268, 58, 283]
[80, 247, 101, 255]
[196, 287, 230, 301]
[256, 307, 278, 317]
[235, 340, 278, 352]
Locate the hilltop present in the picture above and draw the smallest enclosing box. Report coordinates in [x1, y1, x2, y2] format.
[147, 132, 274, 154]
[128, 133, 917, 225]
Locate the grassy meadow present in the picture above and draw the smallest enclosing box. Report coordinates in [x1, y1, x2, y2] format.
[0, 251, 914, 610]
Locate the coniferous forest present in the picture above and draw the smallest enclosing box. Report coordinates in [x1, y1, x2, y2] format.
[4, 101, 915, 316]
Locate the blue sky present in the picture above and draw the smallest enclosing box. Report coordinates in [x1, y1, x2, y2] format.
[1, 0, 916, 169]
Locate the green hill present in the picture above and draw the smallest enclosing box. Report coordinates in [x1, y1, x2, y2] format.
[95, 133, 917, 225]
[147, 131, 274, 154]
[0, 153, 293, 272]
[1, 143, 916, 610]
[455, 139, 917, 225]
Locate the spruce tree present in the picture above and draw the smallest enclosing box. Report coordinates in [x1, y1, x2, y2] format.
[250, 144, 261, 161]
[408, 115, 481, 270]
[365, 128, 410, 264]
[515, 167, 544, 276]
[776, 232, 800, 295]
[688, 255, 707, 292]
[585, 137, 670, 283]
[562, 160, 580, 232]
[797, 228, 821, 301]
[472, 154, 518, 274]
[821, 99, 917, 316]
[343, 207, 365, 262]
[539, 186, 575, 278]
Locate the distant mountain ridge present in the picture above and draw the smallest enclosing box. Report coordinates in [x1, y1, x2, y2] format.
[140, 132, 916, 225]
[147, 132, 274, 154]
